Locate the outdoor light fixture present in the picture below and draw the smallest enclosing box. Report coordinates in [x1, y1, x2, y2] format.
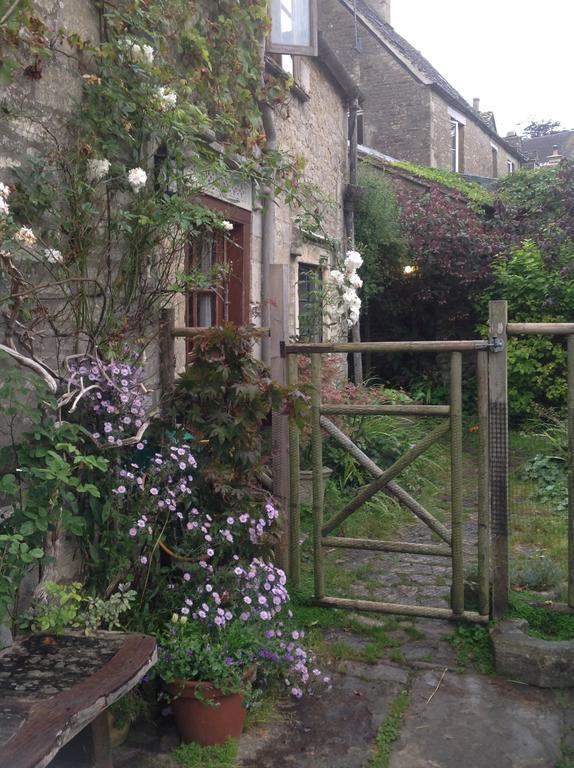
[268, 0, 318, 56]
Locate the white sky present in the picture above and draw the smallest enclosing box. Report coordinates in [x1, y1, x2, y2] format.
[390, 0, 574, 137]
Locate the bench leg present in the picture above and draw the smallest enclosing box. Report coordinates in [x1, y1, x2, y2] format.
[91, 710, 113, 768]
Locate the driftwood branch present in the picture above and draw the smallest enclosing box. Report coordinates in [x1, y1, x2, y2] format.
[0, 343, 58, 393]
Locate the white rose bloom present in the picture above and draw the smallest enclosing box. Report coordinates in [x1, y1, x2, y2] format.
[141, 44, 155, 64]
[44, 248, 63, 264]
[344, 249, 363, 273]
[342, 288, 358, 307]
[14, 226, 36, 247]
[128, 167, 147, 192]
[157, 86, 177, 111]
[348, 272, 363, 288]
[126, 40, 155, 65]
[0, 197, 9, 217]
[349, 309, 360, 326]
[0, 182, 10, 200]
[328, 269, 346, 287]
[221, 220, 234, 232]
[87, 158, 111, 183]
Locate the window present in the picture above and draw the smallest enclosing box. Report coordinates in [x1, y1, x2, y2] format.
[298, 263, 322, 342]
[281, 54, 294, 76]
[491, 145, 498, 179]
[450, 120, 459, 173]
[268, 0, 317, 56]
[186, 200, 250, 330]
[507, 159, 515, 175]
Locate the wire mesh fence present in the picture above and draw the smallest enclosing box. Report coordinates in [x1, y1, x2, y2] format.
[507, 413, 568, 599]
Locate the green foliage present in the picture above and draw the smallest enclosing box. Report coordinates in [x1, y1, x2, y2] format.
[483, 239, 573, 417]
[370, 690, 410, 768]
[0, 359, 108, 626]
[519, 417, 568, 514]
[355, 166, 407, 301]
[510, 555, 563, 593]
[172, 325, 309, 507]
[394, 160, 495, 209]
[170, 739, 238, 768]
[449, 625, 494, 674]
[109, 688, 148, 729]
[508, 592, 574, 640]
[23, 581, 136, 635]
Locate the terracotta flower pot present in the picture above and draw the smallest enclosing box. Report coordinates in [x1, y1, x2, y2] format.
[166, 679, 247, 746]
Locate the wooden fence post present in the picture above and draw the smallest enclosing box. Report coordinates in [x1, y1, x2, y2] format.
[270, 264, 290, 573]
[450, 351, 464, 615]
[477, 350, 490, 617]
[159, 307, 175, 420]
[568, 335, 574, 608]
[311, 353, 325, 599]
[287, 353, 301, 587]
[488, 300, 509, 618]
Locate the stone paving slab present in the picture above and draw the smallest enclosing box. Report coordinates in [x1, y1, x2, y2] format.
[389, 669, 564, 768]
[237, 660, 406, 768]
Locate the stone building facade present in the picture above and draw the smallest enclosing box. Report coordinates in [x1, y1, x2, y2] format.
[0, 1, 353, 377]
[319, 0, 524, 178]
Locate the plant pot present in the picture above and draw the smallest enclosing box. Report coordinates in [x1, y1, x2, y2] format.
[166, 680, 247, 746]
[299, 467, 333, 505]
[107, 712, 130, 748]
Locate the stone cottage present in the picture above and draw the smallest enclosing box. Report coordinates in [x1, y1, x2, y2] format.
[0, 1, 356, 381]
[318, 0, 524, 179]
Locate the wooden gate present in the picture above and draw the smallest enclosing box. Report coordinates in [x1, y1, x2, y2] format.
[285, 339, 492, 624]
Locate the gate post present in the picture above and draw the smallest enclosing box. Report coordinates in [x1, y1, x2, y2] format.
[450, 352, 465, 615]
[270, 264, 290, 573]
[568, 336, 574, 607]
[488, 300, 509, 618]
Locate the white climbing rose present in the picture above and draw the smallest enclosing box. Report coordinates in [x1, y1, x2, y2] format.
[128, 167, 148, 192]
[157, 86, 177, 111]
[344, 249, 363, 273]
[348, 272, 363, 288]
[44, 248, 63, 264]
[87, 158, 111, 183]
[328, 269, 346, 288]
[14, 226, 36, 247]
[221, 220, 234, 232]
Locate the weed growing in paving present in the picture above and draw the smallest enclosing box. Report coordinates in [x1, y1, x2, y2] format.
[170, 739, 237, 767]
[370, 690, 410, 768]
[449, 625, 494, 674]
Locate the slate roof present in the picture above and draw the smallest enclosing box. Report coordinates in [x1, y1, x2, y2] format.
[348, 0, 524, 160]
[521, 130, 574, 163]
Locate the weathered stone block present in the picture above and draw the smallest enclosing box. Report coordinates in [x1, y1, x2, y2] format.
[490, 618, 574, 688]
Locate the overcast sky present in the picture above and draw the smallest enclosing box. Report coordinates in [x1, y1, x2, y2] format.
[390, 0, 573, 137]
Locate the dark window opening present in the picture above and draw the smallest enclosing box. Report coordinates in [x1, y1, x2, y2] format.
[298, 263, 323, 342]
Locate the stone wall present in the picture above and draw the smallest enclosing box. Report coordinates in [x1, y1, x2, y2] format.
[319, 0, 431, 166]
[430, 92, 519, 178]
[273, 56, 348, 337]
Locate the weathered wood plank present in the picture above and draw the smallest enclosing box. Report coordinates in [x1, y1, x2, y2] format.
[0, 633, 157, 768]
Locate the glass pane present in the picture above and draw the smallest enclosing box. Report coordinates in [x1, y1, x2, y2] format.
[270, 0, 311, 48]
[281, 54, 294, 75]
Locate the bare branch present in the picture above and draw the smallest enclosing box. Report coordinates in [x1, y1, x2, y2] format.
[0, 343, 58, 393]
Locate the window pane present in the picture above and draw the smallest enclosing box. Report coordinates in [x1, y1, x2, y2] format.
[281, 54, 294, 75]
[450, 121, 458, 173]
[298, 263, 322, 342]
[270, 0, 311, 48]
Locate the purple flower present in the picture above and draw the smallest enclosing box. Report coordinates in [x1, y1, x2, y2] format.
[129, 528, 137, 537]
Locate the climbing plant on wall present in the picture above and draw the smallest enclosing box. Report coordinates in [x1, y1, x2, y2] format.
[0, 0, 323, 377]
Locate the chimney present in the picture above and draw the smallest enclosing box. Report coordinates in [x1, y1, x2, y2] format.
[473, 98, 480, 111]
[366, 0, 391, 24]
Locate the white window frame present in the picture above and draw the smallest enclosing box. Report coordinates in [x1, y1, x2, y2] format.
[507, 159, 515, 174]
[268, 0, 318, 56]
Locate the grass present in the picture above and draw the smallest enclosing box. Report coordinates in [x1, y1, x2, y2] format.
[170, 739, 238, 768]
[369, 690, 411, 768]
[449, 624, 495, 674]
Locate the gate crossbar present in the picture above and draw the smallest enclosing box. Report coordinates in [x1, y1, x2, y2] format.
[322, 536, 451, 557]
[322, 420, 451, 536]
[320, 415, 452, 545]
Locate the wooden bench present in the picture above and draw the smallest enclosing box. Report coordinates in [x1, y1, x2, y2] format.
[0, 632, 157, 768]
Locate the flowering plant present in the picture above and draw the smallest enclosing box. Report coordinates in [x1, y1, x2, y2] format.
[327, 249, 363, 329]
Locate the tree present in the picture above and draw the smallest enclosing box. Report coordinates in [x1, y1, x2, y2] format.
[523, 120, 561, 138]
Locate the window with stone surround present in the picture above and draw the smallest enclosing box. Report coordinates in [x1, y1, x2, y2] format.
[491, 145, 499, 179]
[297, 262, 323, 341]
[507, 159, 515, 175]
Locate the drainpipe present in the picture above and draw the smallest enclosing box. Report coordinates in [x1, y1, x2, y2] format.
[346, 96, 363, 383]
[258, 47, 276, 366]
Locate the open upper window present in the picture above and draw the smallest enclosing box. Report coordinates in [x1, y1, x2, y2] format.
[268, 0, 318, 56]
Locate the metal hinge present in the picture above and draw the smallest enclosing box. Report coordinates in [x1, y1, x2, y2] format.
[488, 337, 505, 352]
